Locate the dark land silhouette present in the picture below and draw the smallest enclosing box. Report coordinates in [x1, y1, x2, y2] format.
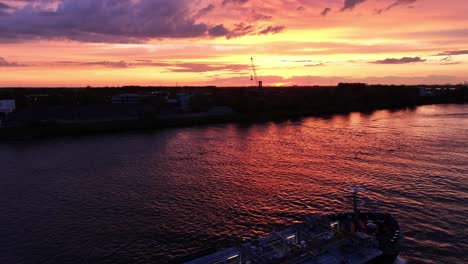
[0, 84, 467, 139]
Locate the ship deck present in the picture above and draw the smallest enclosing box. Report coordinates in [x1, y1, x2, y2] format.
[186, 214, 387, 264]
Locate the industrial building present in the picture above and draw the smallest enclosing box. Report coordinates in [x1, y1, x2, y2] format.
[0, 99, 16, 127]
[0, 99, 16, 114]
[111, 94, 144, 104]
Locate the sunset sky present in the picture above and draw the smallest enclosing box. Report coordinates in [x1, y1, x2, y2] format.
[0, 0, 467, 87]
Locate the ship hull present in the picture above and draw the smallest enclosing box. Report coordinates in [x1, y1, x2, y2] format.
[368, 253, 400, 264]
[187, 212, 402, 264]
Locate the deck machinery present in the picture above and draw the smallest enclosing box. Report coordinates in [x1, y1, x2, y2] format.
[186, 188, 402, 264]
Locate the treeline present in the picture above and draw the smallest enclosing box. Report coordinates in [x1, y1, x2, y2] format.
[1, 85, 466, 114]
[208, 85, 467, 117]
[0, 85, 466, 139]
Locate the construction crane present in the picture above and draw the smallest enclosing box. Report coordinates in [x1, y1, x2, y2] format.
[250, 57, 262, 89]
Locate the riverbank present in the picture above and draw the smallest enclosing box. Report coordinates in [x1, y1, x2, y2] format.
[1, 85, 467, 139]
[1, 101, 466, 140]
[0, 112, 243, 139]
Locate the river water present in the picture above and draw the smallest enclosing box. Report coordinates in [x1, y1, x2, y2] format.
[1, 104, 467, 264]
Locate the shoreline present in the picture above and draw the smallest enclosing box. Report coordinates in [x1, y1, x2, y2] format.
[1, 101, 465, 140]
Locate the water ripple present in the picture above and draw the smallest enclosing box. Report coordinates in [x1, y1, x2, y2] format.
[0, 104, 467, 264]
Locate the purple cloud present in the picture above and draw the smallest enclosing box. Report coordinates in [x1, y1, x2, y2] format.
[437, 50, 468, 56]
[0, 0, 208, 42]
[209, 24, 231, 37]
[440, 56, 452, 62]
[441, 62, 463, 65]
[0, 0, 282, 43]
[45, 60, 249, 73]
[249, 10, 272, 22]
[305, 63, 326, 67]
[169, 63, 248, 73]
[257, 25, 285, 36]
[226, 23, 255, 38]
[371, 57, 426, 64]
[341, 0, 367, 11]
[58, 60, 131, 68]
[376, 0, 417, 14]
[321, 7, 331, 16]
[194, 4, 215, 19]
[222, 0, 249, 6]
[438, 55, 463, 66]
[0, 2, 10, 9]
[0, 57, 25, 67]
[0, 1, 12, 15]
[385, 0, 417, 11]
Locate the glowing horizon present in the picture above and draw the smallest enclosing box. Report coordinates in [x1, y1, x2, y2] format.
[0, 0, 467, 87]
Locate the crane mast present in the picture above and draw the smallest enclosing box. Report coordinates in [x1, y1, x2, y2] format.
[250, 57, 262, 89]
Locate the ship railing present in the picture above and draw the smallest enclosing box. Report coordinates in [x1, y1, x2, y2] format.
[239, 243, 274, 263]
[294, 231, 346, 258]
[300, 236, 350, 261]
[340, 247, 383, 263]
[240, 237, 299, 264]
[238, 246, 268, 264]
[336, 227, 378, 248]
[301, 231, 335, 244]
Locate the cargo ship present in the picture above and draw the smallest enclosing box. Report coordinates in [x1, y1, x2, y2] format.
[186, 187, 402, 264]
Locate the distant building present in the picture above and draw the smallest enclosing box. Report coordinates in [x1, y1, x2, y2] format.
[338, 83, 367, 88]
[207, 106, 235, 115]
[0, 99, 15, 127]
[151, 91, 169, 101]
[177, 94, 192, 112]
[167, 98, 179, 104]
[111, 94, 143, 104]
[419, 87, 433, 97]
[27, 94, 50, 104]
[0, 99, 16, 114]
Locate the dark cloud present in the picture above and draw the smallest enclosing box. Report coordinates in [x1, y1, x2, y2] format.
[376, 0, 417, 14]
[0, 57, 24, 67]
[168, 63, 248, 73]
[222, 0, 249, 6]
[371, 57, 426, 64]
[226, 23, 255, 38]
[224, 24, 284, 39]
[0, 2, 11, 9]
[321, 7, 331, 16]
[441, 62, 463, 65]
[440, 56, 452, 62]
[249, 10, 272, 21]
[194, 4, 215, 20]
[56, 60, 131, 68]
[438, 56, 463, 65]
[0, 0, 209, 42]
[209, 24, 230, 37]
[385, 0, 417, 11]
[305, 63, 326, 67]
[46, 60, 249, 73]
[341, 0, 367, 11]
[437, 50, 468, 56]
[257, 25, 285, 36]
[0, 0, 282, 43]
[0, 1, 12, 15]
